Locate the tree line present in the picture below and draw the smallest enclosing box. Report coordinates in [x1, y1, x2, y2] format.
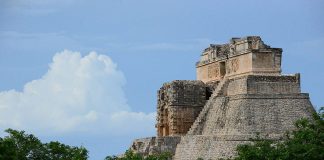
[1, 107, 323, 160]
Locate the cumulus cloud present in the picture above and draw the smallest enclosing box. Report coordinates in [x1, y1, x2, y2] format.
[0, 50, 155, 135]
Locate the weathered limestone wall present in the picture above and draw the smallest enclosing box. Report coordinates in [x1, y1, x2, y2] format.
[225, 53, 253, 78]
[130, 136, 181, 156]
[201, 94, 314, 136]
[168, 106, 203, 135]
[246, 74, 300, 94]
[226, 74, 300, 96]
[174, 136, 247, 160]
[158, 80, 207, 107]
[226, 76, 248, 96]
[174, 94, 314, 160]
[196, 62, 221, 83]
[156, 80, 208, 136]
[174, 75, 315, 160]
[187, 96, 228, 136]
[252, 51, 281, 74]
[196, 36, 282, 83]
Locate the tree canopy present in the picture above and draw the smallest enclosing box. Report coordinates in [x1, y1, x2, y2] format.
[0, 129, 88, 160]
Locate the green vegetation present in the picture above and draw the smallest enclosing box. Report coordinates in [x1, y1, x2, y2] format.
[1, 107, 322, 160]
[105, 150, 172, 160]
[0, 128, 171, 160]
[234, 107, 324, 160]
[0, 129, 88, 160]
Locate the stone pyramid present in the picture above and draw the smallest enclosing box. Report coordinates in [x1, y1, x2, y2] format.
[130, 36, 315, 160]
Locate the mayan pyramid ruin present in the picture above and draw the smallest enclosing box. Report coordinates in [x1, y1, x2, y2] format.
[129, 36, 315, 159]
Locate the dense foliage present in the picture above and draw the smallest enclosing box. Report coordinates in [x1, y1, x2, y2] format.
[105, 150, 172, 160]
[235, 107, 324, 160]
[0, 129, 88, 160]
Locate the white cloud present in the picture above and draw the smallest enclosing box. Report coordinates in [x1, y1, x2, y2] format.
[0, 50, 155, 135]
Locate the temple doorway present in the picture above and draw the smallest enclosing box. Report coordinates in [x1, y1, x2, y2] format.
[220, 61, 226, 78]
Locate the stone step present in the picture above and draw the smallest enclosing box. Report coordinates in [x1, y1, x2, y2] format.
[187, 79, 228, 135]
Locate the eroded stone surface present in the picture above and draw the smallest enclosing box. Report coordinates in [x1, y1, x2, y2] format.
[156, 80, 208, 137]
[130, 136, 181, 156]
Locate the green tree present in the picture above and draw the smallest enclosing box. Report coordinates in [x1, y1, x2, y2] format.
[44, 141, 88, 160]
[1, 129, 46, 160]
[235, 107, 324, 160]
[146, 152, 172, 160]
[0, 129, 88, 160]
[0, 136, 18, 160]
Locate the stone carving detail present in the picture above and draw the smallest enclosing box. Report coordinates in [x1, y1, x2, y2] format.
[196, 36, 282, 83]
[249, 36, 270, 50]
[229, 43, 236, 55]
[215, 63, 220, 78]
[207, 66, 213, 78]
[221, 44, 230, 56]
[226, 62, 231, 74]
[216, 46, 221, 56]
[207, 63, 219, 78]
[156, 81, 207, 137]
[251, 37, 260, 49]
[230, 58, 239, 73]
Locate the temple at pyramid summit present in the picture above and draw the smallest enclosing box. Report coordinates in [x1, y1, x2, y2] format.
[129, 36, 315, 159]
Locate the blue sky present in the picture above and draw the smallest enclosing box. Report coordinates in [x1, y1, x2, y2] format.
[0, 0, 323, 159]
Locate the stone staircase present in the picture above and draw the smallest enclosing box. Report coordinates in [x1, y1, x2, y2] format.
[187, 78, 228, 135]
[201, 96, 229, 135]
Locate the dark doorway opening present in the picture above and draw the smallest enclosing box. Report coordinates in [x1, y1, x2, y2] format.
[220, 62, 226, 77]
[162, 109, 169, 136]
[206, 87, 213, 100]
[163, 125, 169, 136]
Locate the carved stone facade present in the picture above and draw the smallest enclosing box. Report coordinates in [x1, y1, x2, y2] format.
[196, 36, 282, 83]
[156, 80, 208, 136]
[129, 36, 315, 159]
